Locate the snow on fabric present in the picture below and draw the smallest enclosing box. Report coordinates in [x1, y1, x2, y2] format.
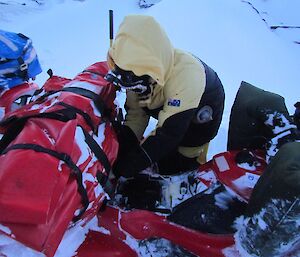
[0, 61, 117, 257]
[264, 111, 298, 162]
[160, 171, 209, 208]
[232, 172, 260, 190]
[138, 238, 196, 257]
[54, 216, 107, 257]
[234, 198, 300, 257]
[0, 235, 45, 257]
[214, 186, 240, 210]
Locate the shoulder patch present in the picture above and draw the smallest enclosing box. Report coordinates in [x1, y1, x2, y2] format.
[167, 98, 181, 107]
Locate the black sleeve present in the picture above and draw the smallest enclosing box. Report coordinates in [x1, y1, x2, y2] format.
[142, 109, 197, 163]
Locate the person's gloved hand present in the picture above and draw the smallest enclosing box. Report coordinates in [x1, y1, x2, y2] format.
[294, 102, 300, 130]
[113, 145, 152, 178]
[112, 122, 140, 154]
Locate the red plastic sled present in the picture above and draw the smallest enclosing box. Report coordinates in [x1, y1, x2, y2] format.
[76, 150, 266, 257]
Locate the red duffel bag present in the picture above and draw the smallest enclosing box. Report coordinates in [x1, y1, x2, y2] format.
[0, 61, 119, 257]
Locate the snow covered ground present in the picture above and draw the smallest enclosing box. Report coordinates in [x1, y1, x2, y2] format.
[0, 0, 300, 256]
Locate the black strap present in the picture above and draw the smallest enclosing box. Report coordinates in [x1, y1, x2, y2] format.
[0, 100, 98, 143]
[61, 87, 111, 122]
[57, 102, 95, 132]
[62, 87, 99, 101]
[34, 87, 111, 122]
[17, 57, 29, 81]
[82, 69, 106, 77]
[0, 108, 77, 153]
[82, 129, 111, 186]
[3, 58, 29, 80]
[2, 143, 89, 222]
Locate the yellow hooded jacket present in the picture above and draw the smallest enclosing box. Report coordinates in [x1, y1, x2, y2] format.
[108, 15, 207, 164]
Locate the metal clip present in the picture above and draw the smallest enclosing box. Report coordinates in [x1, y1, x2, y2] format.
[20, 62, 28, 71]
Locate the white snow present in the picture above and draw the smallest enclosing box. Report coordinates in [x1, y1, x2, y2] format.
[65, 81, 102, 97]
[215, 155, 230, 172]
[54, 216, 105, 257]
[234, 198, 300, 257]
[222, 245, 242, 257]
[75, 126, 90, 167]
[160, 171, 210, 208]
[214, 188, 237, 210]
[237, 162, 256, 171]
[232, 172, 260, 189]
[90, 101, 101, 118]
[0, 224, 12, 235]
[0, 107, 5, 120]
[57, 160, 64, 172]
[0, 235, 45, 257]
[29, 92, 60, 112]
[264, 112, 296, 135]
[42, 128, 56, 145]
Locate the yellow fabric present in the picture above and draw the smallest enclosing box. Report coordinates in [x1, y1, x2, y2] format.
[106, 52, 115, 70]
[108, 15, 206, 139]
[125, 91, 150, 140]
[109, 15, 174, 86]
[178, 143, 209, 164]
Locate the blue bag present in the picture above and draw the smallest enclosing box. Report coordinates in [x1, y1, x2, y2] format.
[0, 29, 42, 90]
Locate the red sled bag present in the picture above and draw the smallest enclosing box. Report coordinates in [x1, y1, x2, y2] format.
[0, 62, 119, 257]
[0, 81, 39, 121]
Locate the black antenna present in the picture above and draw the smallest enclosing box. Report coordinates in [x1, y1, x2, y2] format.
[109, 10, 114, 47]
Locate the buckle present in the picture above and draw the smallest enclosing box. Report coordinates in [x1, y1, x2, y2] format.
[20, 62, 28, 71]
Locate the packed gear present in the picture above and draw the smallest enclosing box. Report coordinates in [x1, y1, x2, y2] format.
[0, 64, 299, 257]
[236, 142, 300, 257]
[0, 30, 42, 119]
[227, 81, 295, 151]
[0, 62, 119, 257]
[107, 15, 225, 177]
[0, 81, 39, 120]
[0, 29, 42, 90]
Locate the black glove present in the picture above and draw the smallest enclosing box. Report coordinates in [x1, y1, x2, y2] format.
[294, 102, 300, 130]
[113, 145, 152, 178]
[112, 122, 140, 154]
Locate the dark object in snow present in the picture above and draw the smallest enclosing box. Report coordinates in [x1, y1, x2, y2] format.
[139, 0, 161, 8]
[115, 174, 163, 211]
[247, 142, 300, 216]
[168, 183, 247, 234]
[236, 142, 300, 257]
[294, 101, 300, 130]
[112, 124, 141, 178]
[227, 81, 292, 151]
[139, 238, 197, 257]
[236, 198, 300, 257]
[235, 149, 257, 166]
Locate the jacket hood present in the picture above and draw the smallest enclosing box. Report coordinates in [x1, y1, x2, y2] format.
[108, 15, 174, 86]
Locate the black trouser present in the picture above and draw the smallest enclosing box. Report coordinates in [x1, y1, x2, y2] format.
[157, 150, 200, 175]
[157, 75, 225, 175]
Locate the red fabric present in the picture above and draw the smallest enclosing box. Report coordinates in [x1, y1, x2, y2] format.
[212, 151, 266, 202]
[0, 82, 38, 121]
[93, 206, 234, 257]
[0, 62, 119, 257]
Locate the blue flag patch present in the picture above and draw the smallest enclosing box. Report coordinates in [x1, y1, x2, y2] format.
[167, 98, 181, 107]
